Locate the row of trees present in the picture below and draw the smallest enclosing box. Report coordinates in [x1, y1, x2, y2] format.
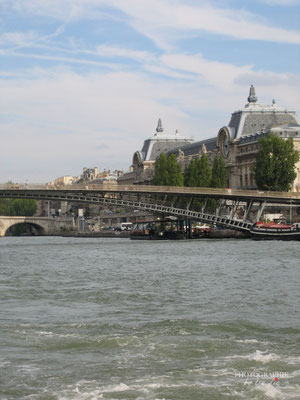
[0, 199, 37, 216]
[152, 134, 299, 192]
[152, 153, 184, 186]
[152, 152, 227, 189]
[253, 134, 299, 192]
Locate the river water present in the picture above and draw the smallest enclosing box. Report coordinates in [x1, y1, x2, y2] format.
[0, 237, 299, 400]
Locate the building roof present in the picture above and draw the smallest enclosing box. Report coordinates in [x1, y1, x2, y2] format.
[227, 87, 299, 139]
[166, 136, 217, 157]
[138, 119, 193, 162]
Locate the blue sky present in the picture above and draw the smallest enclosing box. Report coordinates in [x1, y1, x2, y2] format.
[0, 0, 300, 182]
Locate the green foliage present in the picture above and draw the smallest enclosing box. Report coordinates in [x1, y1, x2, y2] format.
[152, 153, 183, 186]
[197, 154, 212, 187]
[167, 154, 184, 186]
[253, 134, 299, 192]
[152, 153, 168, 185]
[184, 159, 197, 187]
[183, 154, 212, 211]
[0, 199, 11, 216]
[184, 154, 212, 187]
[0, 199, 37, 216]
[211, 155, 227, 188]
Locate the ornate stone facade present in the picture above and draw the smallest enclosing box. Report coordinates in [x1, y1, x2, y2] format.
[119, 87, 300, 191]
[118, 119, 193, 185]
[168, 86, 300, 191]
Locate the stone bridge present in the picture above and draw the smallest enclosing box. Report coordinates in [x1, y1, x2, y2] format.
[0, 216, 74, 237]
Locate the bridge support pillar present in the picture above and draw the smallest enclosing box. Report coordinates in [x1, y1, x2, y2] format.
[201, 198, 208, 213]
[186, 196, 193, 210]
[216, 199, 226, 217]
[243, 200, 253, 222]
[230, 200, 239, 219]
[256, 201, 266, 222]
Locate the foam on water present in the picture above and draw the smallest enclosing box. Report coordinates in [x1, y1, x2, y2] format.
[250, 350, 281, 363]
[235, 339, 261, 344]
[252, 383, 300, 399]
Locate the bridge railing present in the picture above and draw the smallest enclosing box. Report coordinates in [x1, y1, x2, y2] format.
[0, 183, 48, 190]
[0, 183, 299, 199]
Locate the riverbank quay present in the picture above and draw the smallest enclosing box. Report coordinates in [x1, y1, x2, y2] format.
[61, 230, 130, 238]
[129, 229, 249, 240]
[3, 228, 248, 239]
[207, 229, 250, 239]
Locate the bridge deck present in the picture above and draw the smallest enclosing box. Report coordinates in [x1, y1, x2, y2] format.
[1, 184, 299, 233]
[0, 184, 300, 204]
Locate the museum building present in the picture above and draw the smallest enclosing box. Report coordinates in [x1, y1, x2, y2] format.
[119, 86, 300, 191]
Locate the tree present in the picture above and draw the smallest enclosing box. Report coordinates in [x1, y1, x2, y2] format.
[184, 159, 197, 187]
[0, 198, 37, 216]
[253, 134, 299, 192]
[196, 154, 212, 187]
[152, 153, 168, 185]
[183, 154, 212, 212]
[0, 199, 9, 215]
[166, 154, 184, 186]
[184, 154, 212, 187]
[211, 155, 227, 188]
[152, 153, 183, 186]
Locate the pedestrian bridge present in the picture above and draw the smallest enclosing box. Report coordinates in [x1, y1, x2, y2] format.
[1, 184, 299, 233]
[0, 216, 74, 237]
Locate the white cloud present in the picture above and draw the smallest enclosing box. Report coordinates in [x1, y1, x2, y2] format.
[0, 31, 38, 47]
[115, 0, 300, 46]
[95, 45, 155, 63]
[2, 0, 300, 45]
[0, 68, 191, 181]
[0, 49, 118, 69]
[159, 52, 300, 108]
[0, 63, 299, 182]
[160, 53, 253, 89]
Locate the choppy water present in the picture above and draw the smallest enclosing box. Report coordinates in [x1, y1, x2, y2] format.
[0, 237, 299, 400]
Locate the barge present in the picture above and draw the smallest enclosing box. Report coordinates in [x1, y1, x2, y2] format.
[250, 221, 300, 240]
[130, 219, 211, 240]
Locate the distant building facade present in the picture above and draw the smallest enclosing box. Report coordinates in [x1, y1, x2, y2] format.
[52, 175, 78, 187]
[118, 119, 194, 185]
[78, 167, 123, 184]
[167, 86, 300, 191]
[119, 87, 300, 190]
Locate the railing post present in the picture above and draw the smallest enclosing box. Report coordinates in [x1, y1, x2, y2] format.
[201, 198, 208, 213]
[256, 201, 266, 222]
[243, 200, 253, 222]
[229, 200, 239, 220]
[215, 199, 225, 217]
[186, 196, 193, 210]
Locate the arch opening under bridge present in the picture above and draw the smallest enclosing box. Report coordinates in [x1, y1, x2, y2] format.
[0, 216, 75, 237]
[0, 217, 48, 237]
[5, 222, 45, 236]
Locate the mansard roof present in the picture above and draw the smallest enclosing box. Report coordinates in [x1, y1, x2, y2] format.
[139, 119, 193, 162]
[227, 87, 299, 139]
[167, 137, 217, 157]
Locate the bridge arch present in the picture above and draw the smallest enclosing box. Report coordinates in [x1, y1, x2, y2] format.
[0, 217, 49, 237]
[4, 221, 46, 236]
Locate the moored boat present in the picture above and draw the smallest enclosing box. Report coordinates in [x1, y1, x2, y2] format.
[130, 219, 188, 240]
[250, 221, 300, 240]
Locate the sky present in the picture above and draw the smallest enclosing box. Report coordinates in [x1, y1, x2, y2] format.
[0, 0, 300, 183]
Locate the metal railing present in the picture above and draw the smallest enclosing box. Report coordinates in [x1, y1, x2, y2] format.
[1, 182, 299, 199]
